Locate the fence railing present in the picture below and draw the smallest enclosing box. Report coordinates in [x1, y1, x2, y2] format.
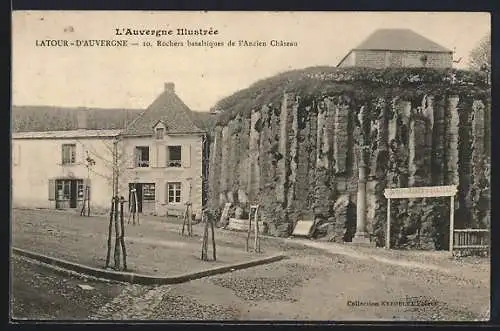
[453, 229, 490, 255]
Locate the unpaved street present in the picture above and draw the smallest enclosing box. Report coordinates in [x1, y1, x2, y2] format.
[11, 209, 490, 321]
[12, 242, 489, 321]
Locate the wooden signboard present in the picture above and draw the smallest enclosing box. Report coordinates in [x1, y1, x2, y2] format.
[383, 185, 457, 199]
[384, 185, 458, 253]
[292, 220, 315, 237]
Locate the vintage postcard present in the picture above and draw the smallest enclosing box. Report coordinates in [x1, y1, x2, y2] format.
[11, 11, 491, 322]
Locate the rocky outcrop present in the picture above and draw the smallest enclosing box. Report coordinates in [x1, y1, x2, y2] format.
[207, 69, 490, 248]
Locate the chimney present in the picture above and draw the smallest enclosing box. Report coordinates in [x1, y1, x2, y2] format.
[76, 109, 88, 129]
[164, 82, 175, 93]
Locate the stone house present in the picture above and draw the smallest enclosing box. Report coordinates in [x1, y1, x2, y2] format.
[337, 29, 453, 69]
[11, 82, 207, 216]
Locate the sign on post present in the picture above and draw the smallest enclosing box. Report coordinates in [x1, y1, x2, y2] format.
[383, 185, 457, 252]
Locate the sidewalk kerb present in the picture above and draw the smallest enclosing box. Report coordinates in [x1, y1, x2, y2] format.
[12, 247, 287, 285]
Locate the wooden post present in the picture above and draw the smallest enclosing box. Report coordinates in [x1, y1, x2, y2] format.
[105, 197, 114, 268]
[201, 211, 208, 260]
[254, 205, 260, 253]
[201, 209, 216, 261]
[246, 205, 260, 253]
[386, 198, 391, 249]
[119, 196, 127, 270]
[246, 208, 252, 252]
[188, 204, 193, 236]
[127, 191, 133, 225]
[113, 196, 121, 269]
[134, 186, 140, 225]
[80, 188, 85, 216]
[86, 186, 90, 216]
[211, 216, 216, 261]
[449, 195, 455, 253]
[182, 202, 192, 236]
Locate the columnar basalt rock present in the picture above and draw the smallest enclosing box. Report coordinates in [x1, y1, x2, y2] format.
[324, 98, 338, 212]
[227, 116, 242, 199]
[422, 95, 434, 131]
[307, 103, 318, 213]
[208, 126, 223, 209]
[446, 96, 460, 186]
[295, 102, 312, 217]
[331, 194, 350, 242]
[276, 93, 293, 204]
[238, 117, 251, 201]
[347, 104, 361, 194]
[207, 69, 490, 248]
[371, 97, 389, 247]
[408, 114, 431, 187]
[429, 96, 449, 248]
[407, 102, 435, 249]
[471, 100, 486, 226]
[258, 105, 273, 200]
[220, 126, 230, 198]
[287, 96, 299, 214]
[457, 98, 475, 228]
[387, 98, 399, 189]
[333, 98, 349, 174]
[388, 100, 411, 247]
[312, 99, 331, 220]
[248, 109, 262, 202]
[471, 100, 490, 228]
[431, 96, 446, 185]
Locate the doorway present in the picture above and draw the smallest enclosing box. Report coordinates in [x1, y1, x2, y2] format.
[55, 179, 83, 209]
[128, 183, 156, 214]
[129, 183, 143, 213]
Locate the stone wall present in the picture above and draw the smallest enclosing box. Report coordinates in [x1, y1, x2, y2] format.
[207, 71, 490, 248]
[351, 50, 453, 69]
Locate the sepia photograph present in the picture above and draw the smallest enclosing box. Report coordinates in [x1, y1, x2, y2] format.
[10, 10, 491, 322]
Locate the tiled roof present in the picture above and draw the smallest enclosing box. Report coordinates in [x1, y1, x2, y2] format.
[11, 106, 142, 132]
[12, 86, 206, 135]
[353, 29, 452, 53]
[122, 88, 205, 135]
[12, 129, 121, 139]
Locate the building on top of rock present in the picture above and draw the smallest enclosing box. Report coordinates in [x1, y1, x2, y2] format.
[336, 29, 453, 69]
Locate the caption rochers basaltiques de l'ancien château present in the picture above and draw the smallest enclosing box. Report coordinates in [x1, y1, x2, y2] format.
[115, 27, 219, 37]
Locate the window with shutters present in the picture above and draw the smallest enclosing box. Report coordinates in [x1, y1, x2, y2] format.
[167, 182, 181, 203]
[62, 144, 76, 165]
[135, 146, 150, 167]
[167, 146, 182, 167]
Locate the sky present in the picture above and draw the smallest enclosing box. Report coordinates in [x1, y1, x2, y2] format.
[12, 11, 490, 111]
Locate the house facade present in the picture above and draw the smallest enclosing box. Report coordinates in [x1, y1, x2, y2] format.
[11, 82, 206, 216]
[337, 29, 453, 69]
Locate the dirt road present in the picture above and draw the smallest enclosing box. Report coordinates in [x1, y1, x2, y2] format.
[11, 209, 490, 321]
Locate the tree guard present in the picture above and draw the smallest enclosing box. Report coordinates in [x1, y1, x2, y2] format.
[383, 185, 458, 252]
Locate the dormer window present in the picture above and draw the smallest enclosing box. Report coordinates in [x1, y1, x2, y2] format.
[155, 127, 165, 140]
[153, 120, 167, 140]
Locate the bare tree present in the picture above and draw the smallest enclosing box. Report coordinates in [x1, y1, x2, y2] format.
[468, 33, 491, 71]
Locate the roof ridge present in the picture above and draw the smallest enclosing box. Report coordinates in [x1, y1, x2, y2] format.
[122, 88, 205, 135]
[168, 91, 205, 132]
[353, 28, 451, 53]
[12, 104, 144, 110]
